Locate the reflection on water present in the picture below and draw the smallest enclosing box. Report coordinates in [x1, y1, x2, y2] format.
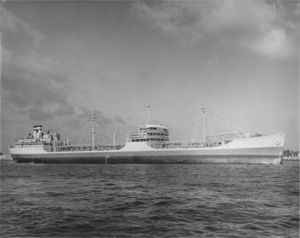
[0, 161, 299, 237]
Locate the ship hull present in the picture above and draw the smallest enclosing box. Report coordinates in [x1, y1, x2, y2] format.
[10, 147, 283, 165]
[9, 133, 285, 165]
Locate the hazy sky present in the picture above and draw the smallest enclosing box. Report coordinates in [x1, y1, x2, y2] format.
[1, 0, 299, 152]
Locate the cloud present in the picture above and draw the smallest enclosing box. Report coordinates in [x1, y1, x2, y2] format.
[95, 110, 114, 125]
[1, 7, 74, 121]
[133, 0, 205, 43]
[114, 115, 126, 124]
[65, 107, 114, 129]
[27, 108, 54, 121]
[133, 0, 296, 59]
[53, 103, 74, 117]
[1, 7, 43, 51]
[251, 28, 291, 58]
[2, 48, 74, 121]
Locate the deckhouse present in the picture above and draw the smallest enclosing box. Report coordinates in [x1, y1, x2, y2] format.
[128, 124, 169, 147]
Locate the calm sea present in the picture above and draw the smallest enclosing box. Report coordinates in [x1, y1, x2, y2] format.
[0, 160, 299, 237]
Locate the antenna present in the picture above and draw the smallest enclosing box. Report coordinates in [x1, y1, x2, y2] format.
[201, 107, 207, 144]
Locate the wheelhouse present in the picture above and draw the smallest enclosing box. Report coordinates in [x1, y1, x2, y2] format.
[128, 124, 169, 147]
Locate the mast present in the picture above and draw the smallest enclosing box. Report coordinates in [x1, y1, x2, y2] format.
[201, 107, 207, 144]
[91, 108, 95, 150]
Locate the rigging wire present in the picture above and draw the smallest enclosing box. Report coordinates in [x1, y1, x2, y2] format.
[191, 113, 202, 142]
[63, 109, 118, 146]
[210, 113, 240, 133]
[95, 117, 113, 138]
[69, 122, 89, 145]
[173, 113, 200, 138]
[172, 102, 243, 143]
[94, 126, 101, 145]
[95, 121, 112, 143]
[207, 114, 216, 141]
[199, 97, 244, 132]
[172, 109, 199, 134]
[80, 128, 89, 146]
[67, 116, 90, 145]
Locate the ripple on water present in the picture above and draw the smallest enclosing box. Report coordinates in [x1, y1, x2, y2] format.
[0, 161, 299, 237]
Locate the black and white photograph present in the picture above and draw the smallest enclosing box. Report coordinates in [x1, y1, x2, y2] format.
[0, 0, 299, 237]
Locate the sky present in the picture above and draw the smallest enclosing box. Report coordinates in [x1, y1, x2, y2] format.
[1, 0, 299, 152]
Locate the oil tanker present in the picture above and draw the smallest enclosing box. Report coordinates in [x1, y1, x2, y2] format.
[9, 111, 285, 164]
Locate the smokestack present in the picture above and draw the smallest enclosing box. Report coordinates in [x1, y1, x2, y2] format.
[33, 125, 43, 140]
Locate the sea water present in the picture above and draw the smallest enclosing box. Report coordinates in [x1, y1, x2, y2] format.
[0, 160, 299, 237]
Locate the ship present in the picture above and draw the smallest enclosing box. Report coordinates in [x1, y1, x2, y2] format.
[9, 109, 285, 164]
